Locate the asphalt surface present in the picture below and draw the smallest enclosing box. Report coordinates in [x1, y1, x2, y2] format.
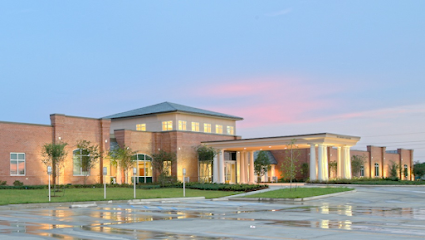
[0, 185, 425, 239]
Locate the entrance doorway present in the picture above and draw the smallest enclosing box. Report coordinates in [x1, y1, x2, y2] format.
[225, 161, 236, 184]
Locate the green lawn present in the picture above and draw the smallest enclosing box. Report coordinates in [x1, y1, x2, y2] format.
[243, 187, 353, 199]
[0, 188, 239, 205]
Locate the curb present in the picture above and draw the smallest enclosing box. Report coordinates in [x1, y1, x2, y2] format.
[0, 197, 206, 210]
[229, 189, 356, 202]
[307, 183, 425, 188]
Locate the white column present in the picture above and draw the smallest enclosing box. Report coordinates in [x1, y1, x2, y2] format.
[249, 151, 255, 184]
[310, 144, 317, 181]
[245, 151, 249, 183]
[219, 149, 225, 183]
[213, 154, 218, 183]
[318, 144, 328, 181]
[240, 151, 245, 183]
[323, 146, 329, 181]
[343, 146, 352, 179]
[337, 147, 342, 178]
[318, 144, 324, 181]
[236, 152, 240, 183]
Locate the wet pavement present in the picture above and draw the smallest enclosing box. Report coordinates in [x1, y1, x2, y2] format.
[0, 186, 425, 239]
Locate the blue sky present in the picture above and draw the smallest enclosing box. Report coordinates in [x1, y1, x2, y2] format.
[1, 1, 424, 161]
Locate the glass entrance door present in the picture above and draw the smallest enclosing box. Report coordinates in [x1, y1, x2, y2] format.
[225, 161, 236, 184]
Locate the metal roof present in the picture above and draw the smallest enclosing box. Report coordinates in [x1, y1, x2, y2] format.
[254, 151, 278, 165]
[103, 102, 243, 120]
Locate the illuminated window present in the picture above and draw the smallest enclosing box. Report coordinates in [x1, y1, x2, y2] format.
[216, 125, 223, 134]
[73, 149, 89, 176]
[204, 123, 211, 133]
[404, 164, 408, 177]
[227, 126, 234, 135]
[136, 124, 146, 131]
[360, 165, 364, 177]
[374, 163, 379, 177]
[10, 153, 25, 176]
[178, 120, 187, 131]
[192, 122, 199, 132]
[162, 121, 173, 131]
[163, 161, 172, 176]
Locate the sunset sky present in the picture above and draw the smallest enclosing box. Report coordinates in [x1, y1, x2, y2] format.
[1, 1, 424, 161]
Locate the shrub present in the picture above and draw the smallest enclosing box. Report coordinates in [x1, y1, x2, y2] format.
[13, 180, 24, 186]
[0, 180, 6, 186]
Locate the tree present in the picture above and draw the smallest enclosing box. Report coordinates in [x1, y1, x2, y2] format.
[254, 151, 270, 183]
[76, 140, 101, 185]
[328, 161, 337, 179]
[388, 161, 400, 180]
[413, 161, 425, 179]
[41, 142, 68, 192]
[281, 139, 300, 189]
[351, 155, 365, 177]
[108, 145, 136, 184]
[152, 150, 177, 185]
[194, 145, 217, 183]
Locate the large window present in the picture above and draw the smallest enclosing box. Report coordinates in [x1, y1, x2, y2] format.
[132, 154, 153, 184]
[162, 121, 173, 131]
[374, 163, 379, 177]
[136, 123, 146, 131]
[404, 164, 408, 178]
[73, 149, 89, 176]
[216, 124, 223, 134]
[163, 161, 172, 176]
[227, 126, 234, 135]
[10, 153, 25, 176]
[192, 122, 199, 132]
[204, 123, 211, 133]
[199, 160, 213, 183]
[178, 120, 187, 131]
[360, 165, 364, 177]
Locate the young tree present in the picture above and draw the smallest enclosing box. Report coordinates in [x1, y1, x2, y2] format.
[254, 151, 271, 183]
[152, 150, 177, 185]
[281, 139, 300, 189]
[76, 140, 101, 185]
[351, 155, 366, 177]
[328, 161, 337, 179]
[41, 142, 68, 192]
[194, 145, 217, 183]
[388, 161, 399, 179]
[413, 161, 425, 179]
[108, 145, 136, 184]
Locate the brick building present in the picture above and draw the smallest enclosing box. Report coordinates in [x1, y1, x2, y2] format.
[0, 102, 414, 185]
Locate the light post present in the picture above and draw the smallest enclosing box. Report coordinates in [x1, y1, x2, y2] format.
[133, 167, 137, 199]
[47, 166, 52, 202]
[183, 168, 186, 197]
[103, 167, 107, 199]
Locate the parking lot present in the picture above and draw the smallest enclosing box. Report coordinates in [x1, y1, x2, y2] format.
[1, 186, 425, 239]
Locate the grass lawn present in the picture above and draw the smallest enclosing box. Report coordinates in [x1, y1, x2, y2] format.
[0, 188, 239, 205]
[243, 187, 353, 199]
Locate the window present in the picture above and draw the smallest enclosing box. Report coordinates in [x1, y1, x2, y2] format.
[178, 120, 187, 131]
[132, 154, 153, 184]
[10, 153, 25, 176]
[162, 121, 173, 131]
[360, 165, 364, 177]
[374, 163, 379, 177]
[136, 124, 146, 131]
[404, 164, 408, 177]
[192, 122, 199, 132]
[227, 126, 234, 135]
[163, 161, 172, 176]
[73, 149, 89, 176]
[216, 125, 223, 134]
[204, 123, 211, 133]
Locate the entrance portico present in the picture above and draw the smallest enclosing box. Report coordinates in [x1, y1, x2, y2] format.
[203, 133, 360, 183]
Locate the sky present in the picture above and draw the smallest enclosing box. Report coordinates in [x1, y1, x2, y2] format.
[1, 1, 424, 161]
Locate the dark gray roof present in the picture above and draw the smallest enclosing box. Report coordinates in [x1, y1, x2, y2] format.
[103, 102, 243, 120]
[254, 151, 278, 165]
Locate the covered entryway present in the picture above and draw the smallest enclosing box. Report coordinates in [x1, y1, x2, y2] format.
[203, 133, 360, 183]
